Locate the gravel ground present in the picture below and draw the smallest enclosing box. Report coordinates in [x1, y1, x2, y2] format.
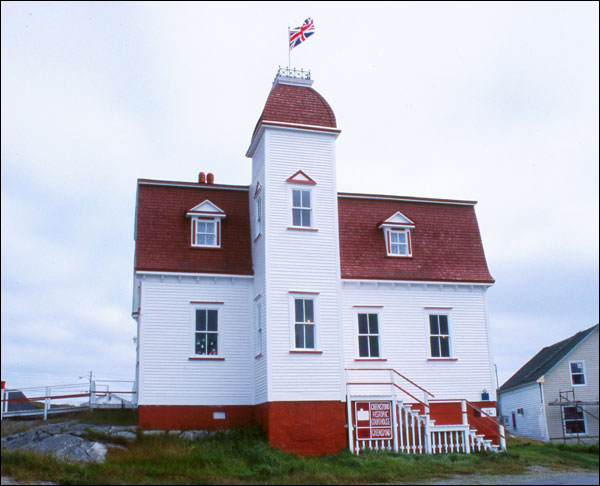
[415, 465, 599, 485]
[2, 466, 598, 485]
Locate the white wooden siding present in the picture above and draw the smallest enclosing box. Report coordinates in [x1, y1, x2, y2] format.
[342, 281, 495, 402]
[137, 274, 254, 405]
[261, 128, 345, 402]
[250, 142, 269, 404]
[497, 383, 548, 441]
[543, 328, 599, 440]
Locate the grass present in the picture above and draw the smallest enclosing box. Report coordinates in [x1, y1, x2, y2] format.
[2, 418, 598, 485]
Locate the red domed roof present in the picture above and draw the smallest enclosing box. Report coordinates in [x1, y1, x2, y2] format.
[251, 81, 337, 142]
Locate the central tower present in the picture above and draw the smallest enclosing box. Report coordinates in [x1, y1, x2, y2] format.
[246, 68, 347, 455]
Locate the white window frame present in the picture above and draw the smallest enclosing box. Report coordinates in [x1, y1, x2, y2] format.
[288, 186, 314, 229]
[254, 181, 263, 240]
[190, 303, 223, 357]
[255, 195, 263, 237]
[385, 227, 412, 257]
[289, 293, 319, 351]
[255, 298, 264, 357]
[569, 360, 586, 386]
[191, 217, 221, 248]
[425, 309, 453, 359]
[354, 308, 383, 359]
[562, 405, 587, 436]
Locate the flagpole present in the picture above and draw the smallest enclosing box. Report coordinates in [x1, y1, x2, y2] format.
[288, 27, 290, 68]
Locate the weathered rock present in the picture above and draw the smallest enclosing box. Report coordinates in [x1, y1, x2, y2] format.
[110, 430, 137, 441]
[19, 434, 108, 463]
[141, 430, 165, 436]
[1, 421, 114, 463]
[179, 430, 212, 441]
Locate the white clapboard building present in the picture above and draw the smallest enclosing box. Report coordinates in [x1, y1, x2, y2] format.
[498, 324, 598, 443]
[131, 68, 503, 456]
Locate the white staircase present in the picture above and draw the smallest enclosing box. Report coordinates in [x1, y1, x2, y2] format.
[346, 367, 505, 455]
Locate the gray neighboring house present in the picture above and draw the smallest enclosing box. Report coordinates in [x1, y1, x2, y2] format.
[497, 324, 598, 443]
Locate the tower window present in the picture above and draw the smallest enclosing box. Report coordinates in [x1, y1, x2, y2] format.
[292, 189, 312, 228]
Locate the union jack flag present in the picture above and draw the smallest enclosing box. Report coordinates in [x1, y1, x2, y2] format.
[289, 18, 315, 50]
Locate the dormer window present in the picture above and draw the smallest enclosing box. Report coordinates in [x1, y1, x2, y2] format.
[388, 229, 410, 256]
[379, 211, 415, 257]
[194, 220, 218, 247]
[186, 200, 226, 248]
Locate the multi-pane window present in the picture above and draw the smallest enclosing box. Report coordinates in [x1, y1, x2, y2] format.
[429, 314, 451, 358]
[193, 219, 218, 247]
[563, 406, 586, 435]
[195, 309, 218, 355]
[294, 298, 315, 349]
[357, 313, 380, 357]
[292, 189, 312, 227]
[570, 361, 586, 386]
[389, 230, 410, 256]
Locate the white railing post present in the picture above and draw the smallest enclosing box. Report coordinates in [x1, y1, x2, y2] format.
[398, 403, 404, 453]
[424, 414, 432, 454]
[464, 426, 471, 454]
[90, 380, 96, 410]
[346, 390, 354, 454]
[499, 424, 506, 451]
[392, 397, 399, 452]
[461, 399, 468, 426]
[43, 387, 50, 420]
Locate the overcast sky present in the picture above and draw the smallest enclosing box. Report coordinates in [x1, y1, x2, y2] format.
[1, 2, 598, 393]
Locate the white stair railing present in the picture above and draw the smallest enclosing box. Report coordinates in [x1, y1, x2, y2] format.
[346, 369, 502, 455]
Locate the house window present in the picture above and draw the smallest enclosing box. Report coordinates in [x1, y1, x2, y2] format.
[563, 406, 586, 435]
[192, 218, 220, 247]
[570, 361, 586, 386]
[294, 298, 315, 349]
[195, 309, 219, 355]
[387, 229, 411, 256]
[429, 314, 451, 358]
[511, 412, 517, 430]
[256, 300, 263, 356]
[256, 196, 262, 236]
[292, 189, 312, 228]
[358, 313, 380, 358]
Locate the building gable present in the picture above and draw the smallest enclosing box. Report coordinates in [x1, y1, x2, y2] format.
[499, 324, 599, 393]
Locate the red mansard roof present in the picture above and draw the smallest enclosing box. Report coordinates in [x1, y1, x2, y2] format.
[134, 181, 493, 283]
[337, 195, 494, 284]
[251, 83, 337, 141]
[134, 180, 253, 276]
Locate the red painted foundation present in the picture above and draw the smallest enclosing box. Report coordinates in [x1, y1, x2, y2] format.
[138, 400, 498, 453]
[138, 405, 254, 430]
[138, 401, 348, 456]
[259, 401, 348, 456]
